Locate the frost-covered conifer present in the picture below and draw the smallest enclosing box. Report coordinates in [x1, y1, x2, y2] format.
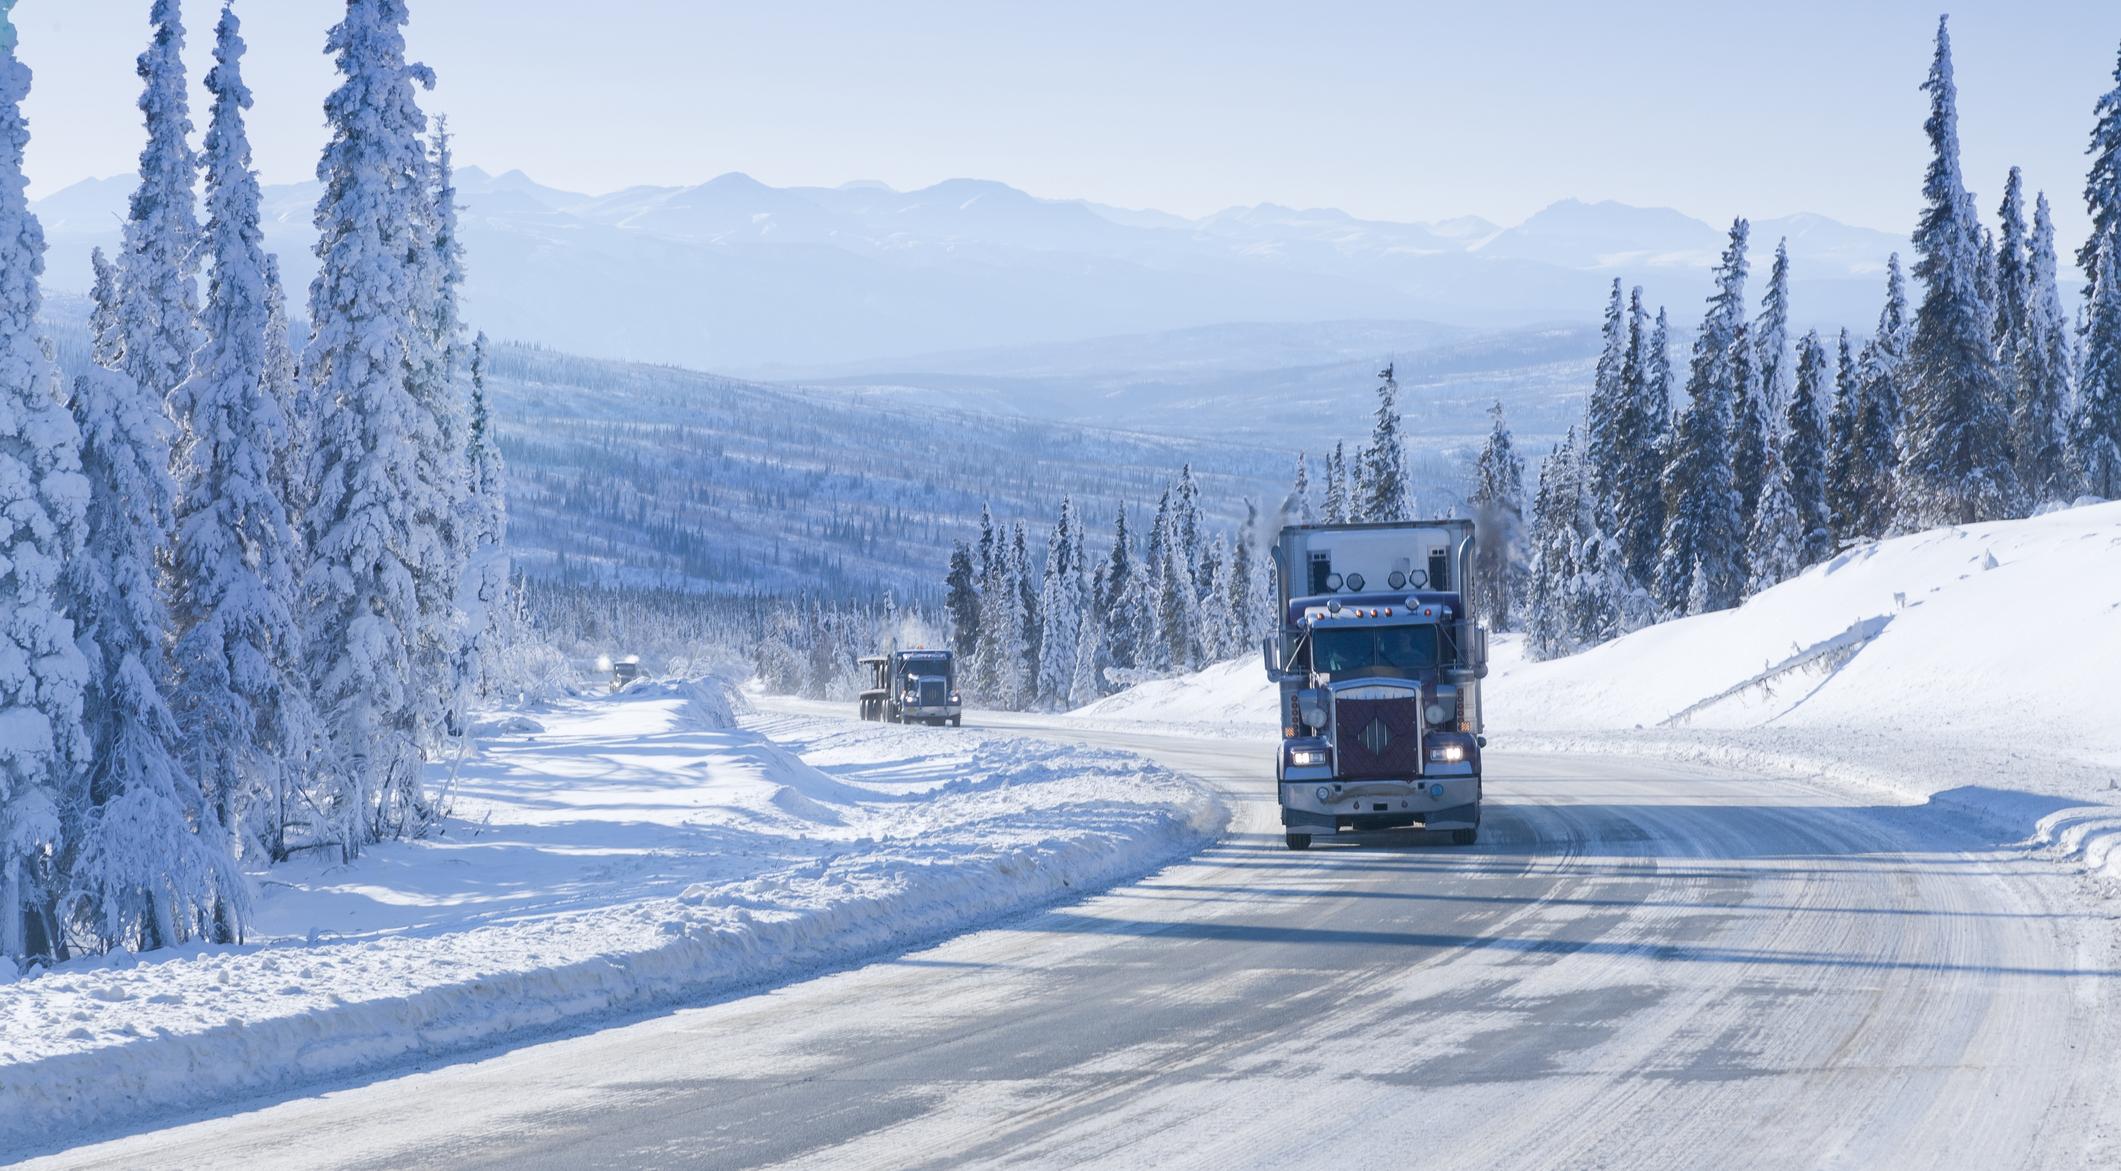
[169, 4, 318, 865]
[1099, 503, 1135, 669]
[2072, 228, 2121, 498]
[0, 16, 92, 964]
[2079, 41, 2121, 298]
[944, 540, 979, 662]
[1731, 322, 1767, 548]
[414, 114, 471, 743]
[1654, 219, 1749, 615]
[1359, 363, 1411, 522]
[1784, 331, 1834, 566]
[1841, 257, 1912, 539]
[1322, 441, 1349, 524]
[459, 333, 509, 698]
[1754, 239, 1796, 420]
[116, 0, 202, 406]
[1467, 400, 1525, 631]
[1289, 451, 1313, 524]
[1994, 168, 2030, 359]
[2015, 193, 2076, 503]
[1035, 498, 1084, 707]
[1618, 305, 1673, 586]
[301, 0, 442, 848]
[1746, 440, 1804, 596]
[69, 250, 243, 951]
[1897, 18, 2021, 527]
[1585, 278, 1628, 502]
[1826, 328, 1862, 543]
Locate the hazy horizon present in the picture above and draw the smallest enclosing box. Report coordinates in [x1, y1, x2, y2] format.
[15, 1, 2120, 254]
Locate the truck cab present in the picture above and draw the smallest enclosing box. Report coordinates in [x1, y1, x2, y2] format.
[1264, 520, 1489, 850]
[859, 650, 963, 727]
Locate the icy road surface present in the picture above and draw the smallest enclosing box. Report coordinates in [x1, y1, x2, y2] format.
[25, 701, 2119, 1170]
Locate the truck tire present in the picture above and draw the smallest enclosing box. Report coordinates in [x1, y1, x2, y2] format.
[1451, 828, 1478, 846]
[950, 716, 961, 727]
[1285, 833, 1312, 851]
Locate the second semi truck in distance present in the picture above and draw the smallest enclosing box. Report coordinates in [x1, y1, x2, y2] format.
[1262, 519, 1489, 850]
[858, 649, 963, 726]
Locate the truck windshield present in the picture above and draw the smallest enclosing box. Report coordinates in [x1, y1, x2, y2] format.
[1311, 625, 1442, 674]
[900, 657, 951, 679]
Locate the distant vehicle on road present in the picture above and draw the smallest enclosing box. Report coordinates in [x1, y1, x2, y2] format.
[859, 650, 962, 726]
[1262, 519, 1489, 849]
[609, 655, 642, 691]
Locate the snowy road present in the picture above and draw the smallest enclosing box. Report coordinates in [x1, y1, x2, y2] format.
[25, 703, 2119, 1170]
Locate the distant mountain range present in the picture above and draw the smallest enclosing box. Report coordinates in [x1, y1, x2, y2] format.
[31, 169, 1912, 371]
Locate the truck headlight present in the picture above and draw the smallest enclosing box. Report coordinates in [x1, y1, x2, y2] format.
[1289, 748, 1327, 767]
[1315, 786, 1332, 802]
[1427, 743, 1466, 764]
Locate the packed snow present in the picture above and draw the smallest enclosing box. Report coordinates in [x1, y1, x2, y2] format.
[1073, 501, 2121, 873]
[0, 680, 1222, 1151]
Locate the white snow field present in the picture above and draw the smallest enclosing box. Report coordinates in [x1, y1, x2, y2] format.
[1076, 500, 2121, 874]
[0, 682, 1220, 1152]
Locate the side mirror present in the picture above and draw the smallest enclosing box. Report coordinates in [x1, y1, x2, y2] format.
[1260, 635, 1281, 676]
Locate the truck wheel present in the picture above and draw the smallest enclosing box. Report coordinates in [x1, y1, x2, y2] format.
[1451, 828, 1478, 846]
[950, 716, 961, 727]
[1285, 833, 1312, 851]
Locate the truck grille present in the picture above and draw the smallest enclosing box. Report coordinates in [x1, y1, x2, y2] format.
[1332, 691, 1422, 779]
[919, 680, 948, 707]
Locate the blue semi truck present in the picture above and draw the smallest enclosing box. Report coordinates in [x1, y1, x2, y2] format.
[1262, 519, 1490, 850]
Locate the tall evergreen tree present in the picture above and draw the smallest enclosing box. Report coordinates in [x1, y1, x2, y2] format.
[2015, 192, 2076, 502]
[1826, 328, 1862, 544]
[300, 0, 442, 851]
[0, 15, 92, 964]
[1994, 167, 2031, 359]
[1843, 256, 1912, 538]
[459, 332, 509, 699]
[1525, 432, 1580, 660]
[169, 3, 318, 866]
[1746, 439, 1804, 597]
[1035, 497, 1084, 707]
[1358, 363, 1411, 521]
[2078, 40, 2121, 299]
[412, 112, 469, 746]
[1784, 331, 1835, 566]
[1322, 441, 1349, 523]
[1897, 17, 2022, 528]
[1467, 400, 1526, 631]
[1618, 305, 1674, 586]
[944, 541, 979, 662]
[1288, 451, 1313, 524]
[1585, 278, 1628, 502]
[1730, 321, 1768, 548]
[1099, 502, 1135, 667]
[68, 262, 243, 952]
[1754, 238, 1796, 419]
[116, 0, 202, 407]
[2072, 226, 2121, 497]
[1654, 218, 1749, 615]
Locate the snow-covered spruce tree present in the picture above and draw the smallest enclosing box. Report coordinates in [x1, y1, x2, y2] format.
[1784, 331, 1834, 566]
[1466, 400, 1525, 631]
[2073, 227, 2121, 498]
[262, 252, 302, 503]
[1584, 278, 1628, 504]
[1228, 500, 1266, 649]
[1322, 441, 1349, 523]
[301, 0, 443, 850]
[1034, 497, 1083, 707]
[2078, 40, 2121, 299]
[1826, 328, 1861, 544]
[169, 3, 319, 867]
[1654, 218, 1749, 616]
[1359, 362, 1411, 522]
[412, 113, 470, 746]
[944, 539, 979, 662]
[1896, 18, 2021, 528]
[1099, 503, 1136, 670]
[1134, 491, 1173, 673]
[1194, 531, 1230, 661]
[1012, 521, 1040, 681]
[1754, 239, 1795, 420]
[1994, 168, 2030, 360]
[1745, 439, 1804, 597]
[982, 526, 1029, 708]
[1288, 451, 1313, 524]
[1524, 430, 1582, 660]
[0, 15, 92, 966]
[1730, 322, 1767, 553]
[116, 0, 202, 408]
[1065, 595, 1106, 709]
[69, 255, 245, 952]
[1155, 504, 1195, 670]
[2015, 192, 2076, 503]
[1175, 462, 1202, 584]
[1841, 256, 1912, 539]
[458, 332, 509, 699]
[1617, 304, 1672, 586]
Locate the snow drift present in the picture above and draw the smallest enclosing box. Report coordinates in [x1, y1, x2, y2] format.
[0, 682, 1221, 1153]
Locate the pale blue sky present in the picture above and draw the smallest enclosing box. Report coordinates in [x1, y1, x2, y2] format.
[15, 1, 2121, 249]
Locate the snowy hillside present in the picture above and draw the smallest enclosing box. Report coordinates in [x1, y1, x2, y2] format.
[30, 169, 1907, 371]
[1073, 502, 2121, 854]
[0, 683, 1221, 1150]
